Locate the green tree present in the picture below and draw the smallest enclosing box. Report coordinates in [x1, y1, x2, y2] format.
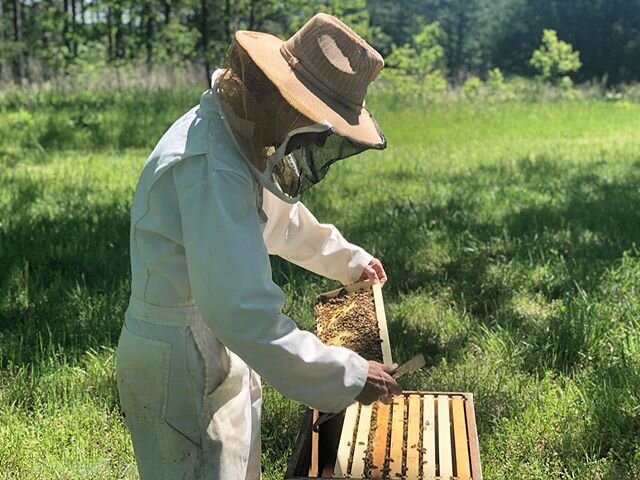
[288, 0, 376, 41]
[381, 22, 446, 97]
[530, 28, 582, 83]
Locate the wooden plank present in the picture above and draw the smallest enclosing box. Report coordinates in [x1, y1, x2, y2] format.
[286, 409, 314, 478]
[351, 404, 373, 477]
[437, 395, 453, 479]
[452, 397, 471, 480]
[464, 394, 483, 480]
[406, 395, 421, 479]
[321, 464, 334, 478]
[318, 411, 345, 479]
[334, 404, 359, 478]
[423, 395, 436, 479]
[388, 395, 405, 478]
[370, 402, 391, 478]
[309, 409, 320, 477]
[371, 282, 393, 365]
[316, 279, 373, 302]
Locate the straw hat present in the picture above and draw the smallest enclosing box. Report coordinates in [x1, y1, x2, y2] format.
[234, 13, 386, 149]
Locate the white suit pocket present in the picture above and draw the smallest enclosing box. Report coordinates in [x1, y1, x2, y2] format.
[116, 324, 172, 421]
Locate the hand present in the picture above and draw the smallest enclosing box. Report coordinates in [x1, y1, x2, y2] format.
[358, 258, 388, 286]
[355, 361, 402, 405]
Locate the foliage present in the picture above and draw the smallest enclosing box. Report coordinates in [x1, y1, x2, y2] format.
[370, 0, 640, 84]
[379, 22, 447, 99]
[462, 75, 482, 99]
[530, 29, 582, 84]
[287, 0, 379, 41]
[2, 0, 640, 86]
[486, 67, 504, 92]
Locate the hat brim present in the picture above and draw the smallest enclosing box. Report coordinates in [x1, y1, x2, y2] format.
[235, 31, 386, 150]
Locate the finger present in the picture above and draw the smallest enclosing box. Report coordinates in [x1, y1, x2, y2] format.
[359, 266, 373, 283]
[372, 261, 387, 285]
[390, 381, 403, 395]
[383, 375, 402, 395]
[379, 370, 402, 395]
[367, 260, 384, 284]
[379, 394, 393, 405]
[365, 266, 380, 283]
[381, 363, 398, 374]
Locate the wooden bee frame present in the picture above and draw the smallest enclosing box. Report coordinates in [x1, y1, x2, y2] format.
[285, 392, 482, 480]
[315, 280, 393, 365]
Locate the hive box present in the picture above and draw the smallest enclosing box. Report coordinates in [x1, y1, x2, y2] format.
[285, 392, 482, 480]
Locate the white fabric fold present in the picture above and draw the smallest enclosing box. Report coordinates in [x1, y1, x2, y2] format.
[261, 188, 373, 285]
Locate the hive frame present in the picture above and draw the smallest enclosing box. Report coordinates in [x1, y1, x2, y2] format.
[315, 279, 393, 365]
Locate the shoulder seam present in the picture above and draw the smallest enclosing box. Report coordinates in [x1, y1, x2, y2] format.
[175, 166, 254, 201]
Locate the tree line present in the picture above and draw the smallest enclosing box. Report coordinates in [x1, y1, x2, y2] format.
[1, 0, 639, 86]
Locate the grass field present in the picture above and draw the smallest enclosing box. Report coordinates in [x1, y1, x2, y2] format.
[2, 90, 640, 479]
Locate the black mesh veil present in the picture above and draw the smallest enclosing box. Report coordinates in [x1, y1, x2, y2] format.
[216, 39, 385, 201]
[275, 133, 370, 197]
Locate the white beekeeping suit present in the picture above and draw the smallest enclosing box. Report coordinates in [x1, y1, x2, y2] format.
[117, 80, 373, 479]
[117, 13, 389, 480]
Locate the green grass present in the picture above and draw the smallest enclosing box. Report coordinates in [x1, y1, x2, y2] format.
[2, 94, 640, 479]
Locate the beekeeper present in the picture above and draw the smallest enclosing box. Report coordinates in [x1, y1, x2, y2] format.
[116, 12, 399, 480]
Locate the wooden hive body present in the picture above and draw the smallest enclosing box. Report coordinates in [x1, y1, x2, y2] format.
[285, 392, 482, 480]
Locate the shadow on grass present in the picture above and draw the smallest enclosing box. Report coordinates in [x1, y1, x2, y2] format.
[0, 176, 131, 367]
[343, 155, 640, 370]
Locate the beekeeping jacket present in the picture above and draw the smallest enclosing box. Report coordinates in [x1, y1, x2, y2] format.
[116, 70, 372, 480]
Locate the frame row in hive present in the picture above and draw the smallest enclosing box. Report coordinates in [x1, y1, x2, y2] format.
[331, 393, 481, 480]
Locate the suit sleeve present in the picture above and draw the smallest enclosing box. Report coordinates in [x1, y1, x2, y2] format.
[261, 188, 373, 285]
[176, 168, 368, 412]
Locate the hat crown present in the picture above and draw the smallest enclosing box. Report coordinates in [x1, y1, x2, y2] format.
[280, 13, 383, 111]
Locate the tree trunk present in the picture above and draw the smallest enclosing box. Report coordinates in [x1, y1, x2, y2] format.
[451, 0, 469, 81]
[0, 0, 4, 80]
[249, 0, 256, 31]
[128, 5, 135, 57]
[79, 0, 84, 27]
[163, 0, 170, 25]
[114, 4, 123, 59]
[145, 3, 154, 72]
[107, 6, 113, 60]
[200, 0, 210, 84]
[12, 0, 23, 82]
[62, 0, 70, 58]
[71, 0, 77, 57]
[225, 0, 231, 38]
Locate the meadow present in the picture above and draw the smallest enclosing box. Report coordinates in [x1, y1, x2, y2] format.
[1, 86, 640, 479]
